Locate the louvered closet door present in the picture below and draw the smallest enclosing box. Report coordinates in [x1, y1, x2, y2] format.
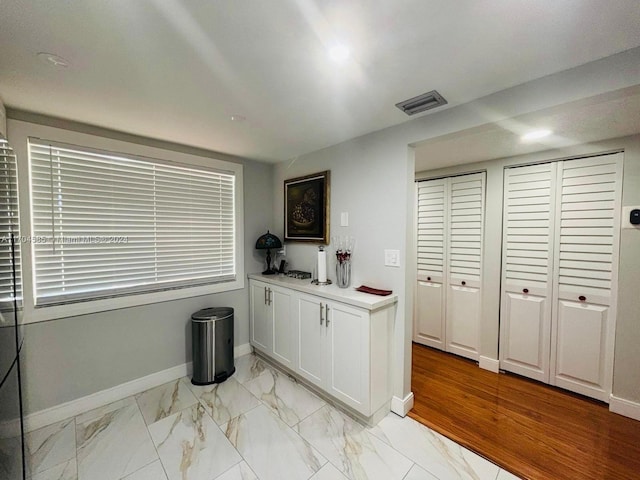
[414, 178, 447, 349]
[551, 153, 622, 401]
[500, 163, 557, 382]
[445, 172, 485, 360]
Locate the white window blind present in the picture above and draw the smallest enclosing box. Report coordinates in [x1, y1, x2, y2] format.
[0, 141, 21, 305]
[29, 139, 236, 306]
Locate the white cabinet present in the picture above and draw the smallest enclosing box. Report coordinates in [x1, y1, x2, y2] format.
[296, 294, 372, 413]
[414, 172, 485, 361]
[296, 294, 324, 387]
[500, 153, 622, 401]
[250, 281, 272, 352]
[249, 276, 395, 419]
[249, 280, 294, 369]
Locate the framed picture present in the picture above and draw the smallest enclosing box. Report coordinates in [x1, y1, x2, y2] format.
[284, 170, 330, 243]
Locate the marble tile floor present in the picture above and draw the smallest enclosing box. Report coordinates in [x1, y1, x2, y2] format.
[20, 353, 522, 480]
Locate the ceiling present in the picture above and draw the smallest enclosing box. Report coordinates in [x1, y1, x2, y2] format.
[414, 86, 640, 172]
[1, 1, 640, 163]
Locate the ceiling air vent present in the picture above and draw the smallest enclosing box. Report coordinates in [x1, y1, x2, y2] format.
[396, 90, 447, 116]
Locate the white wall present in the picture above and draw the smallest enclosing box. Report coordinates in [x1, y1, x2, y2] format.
[273, 137, 415, 404]
[273, 47, 640, 408]
[7, 111, 274, 413]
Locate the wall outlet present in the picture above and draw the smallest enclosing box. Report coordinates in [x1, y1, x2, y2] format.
[384, 249, 400, 267]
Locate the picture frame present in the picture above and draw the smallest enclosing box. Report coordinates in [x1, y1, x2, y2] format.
[284, 170, 330, 243]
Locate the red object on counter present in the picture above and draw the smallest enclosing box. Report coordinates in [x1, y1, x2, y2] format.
[355, 285, 393, 296]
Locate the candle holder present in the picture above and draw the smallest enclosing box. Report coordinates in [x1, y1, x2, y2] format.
[336, 260, 351, 288]
[333, 236, 354, 289]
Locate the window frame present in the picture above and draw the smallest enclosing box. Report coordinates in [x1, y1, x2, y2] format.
[10, 120, 245, 324]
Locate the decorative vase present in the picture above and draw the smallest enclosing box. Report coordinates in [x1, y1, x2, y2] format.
[336, 260, 351, 288]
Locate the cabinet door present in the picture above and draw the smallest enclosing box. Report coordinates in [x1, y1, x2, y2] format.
[551, 154, 622, 400]
[326, 302, 369, 413]
[445, 173, 485, 360]
[250, 281, 272, 353]
[415, 179, 447, 348]
[500, 162, 556, 382]
[296, 294, 325, 387]
[271, 286, 294, 368]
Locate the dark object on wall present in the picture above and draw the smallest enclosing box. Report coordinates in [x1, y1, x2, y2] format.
[630, 209, 640, 225]
[255, 231, 282, 275]
[191, 307, 235, 385]
[284, 170, 330, 243]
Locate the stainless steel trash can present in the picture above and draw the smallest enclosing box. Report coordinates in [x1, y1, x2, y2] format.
[191, 307, 235, 385]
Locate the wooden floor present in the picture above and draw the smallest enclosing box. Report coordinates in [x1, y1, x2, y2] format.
[409, 343, 640, 480]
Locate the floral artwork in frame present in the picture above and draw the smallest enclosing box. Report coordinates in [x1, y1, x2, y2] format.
[284, 170, 330, 243]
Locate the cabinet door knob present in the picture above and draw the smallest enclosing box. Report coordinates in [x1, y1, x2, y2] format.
[268, 288, 272, 305]
[461, 281, 466, 286]
[579, 295, 586, 302]
[427, 276, 431, 281]
[320, 302, 324, 325]
[264, 287, 268, 305]
[325, 305, 330, 327]
[523, 288, 529, 294]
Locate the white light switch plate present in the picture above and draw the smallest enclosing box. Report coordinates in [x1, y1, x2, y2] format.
[340, 212, 349, 227]
[621, 206, 640, 230]
[384, 249, 400, 267]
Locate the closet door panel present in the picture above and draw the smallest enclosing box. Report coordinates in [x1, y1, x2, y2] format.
[445, 173, 484, 359]
[446, 283, 480, 360]
[501, 292, 547, 381]
[554, 300, 609, 401]
[447, 174, 484, 284]
[500, 162, 556, 381]
[415, 280, 444, 348]
[415, 179, 447, 348]
[551, 153, 622, 400]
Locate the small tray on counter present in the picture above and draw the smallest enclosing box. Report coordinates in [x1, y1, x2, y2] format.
[355, 285, 393, 296]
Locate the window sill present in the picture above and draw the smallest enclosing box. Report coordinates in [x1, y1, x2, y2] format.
[23, 277, 245, 324]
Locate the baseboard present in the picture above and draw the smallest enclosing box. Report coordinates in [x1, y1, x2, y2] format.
[479, 356, 500, 373]
[391, 392, 414, 417]
[24, 342, 251, 432]
[234, 343, 252, 358]
[24, 361, 192, 433]
[609, 395, 640, 422]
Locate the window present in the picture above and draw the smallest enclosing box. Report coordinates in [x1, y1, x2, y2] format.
[29, 139, 237, 306]
[0, 140, 21, 306]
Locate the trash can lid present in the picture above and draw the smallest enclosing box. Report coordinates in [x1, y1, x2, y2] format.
[191, 307, 234, 321]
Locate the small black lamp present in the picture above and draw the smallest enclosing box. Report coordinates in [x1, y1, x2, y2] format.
[255, 230, 282, 275]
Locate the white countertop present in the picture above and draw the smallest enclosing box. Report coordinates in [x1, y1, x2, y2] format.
[248, 273, 397, 312]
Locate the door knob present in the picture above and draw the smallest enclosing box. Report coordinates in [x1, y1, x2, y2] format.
[523, 288, 529, 294]
[579, 295, 586, 302]
[461, 281, 466, 286]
